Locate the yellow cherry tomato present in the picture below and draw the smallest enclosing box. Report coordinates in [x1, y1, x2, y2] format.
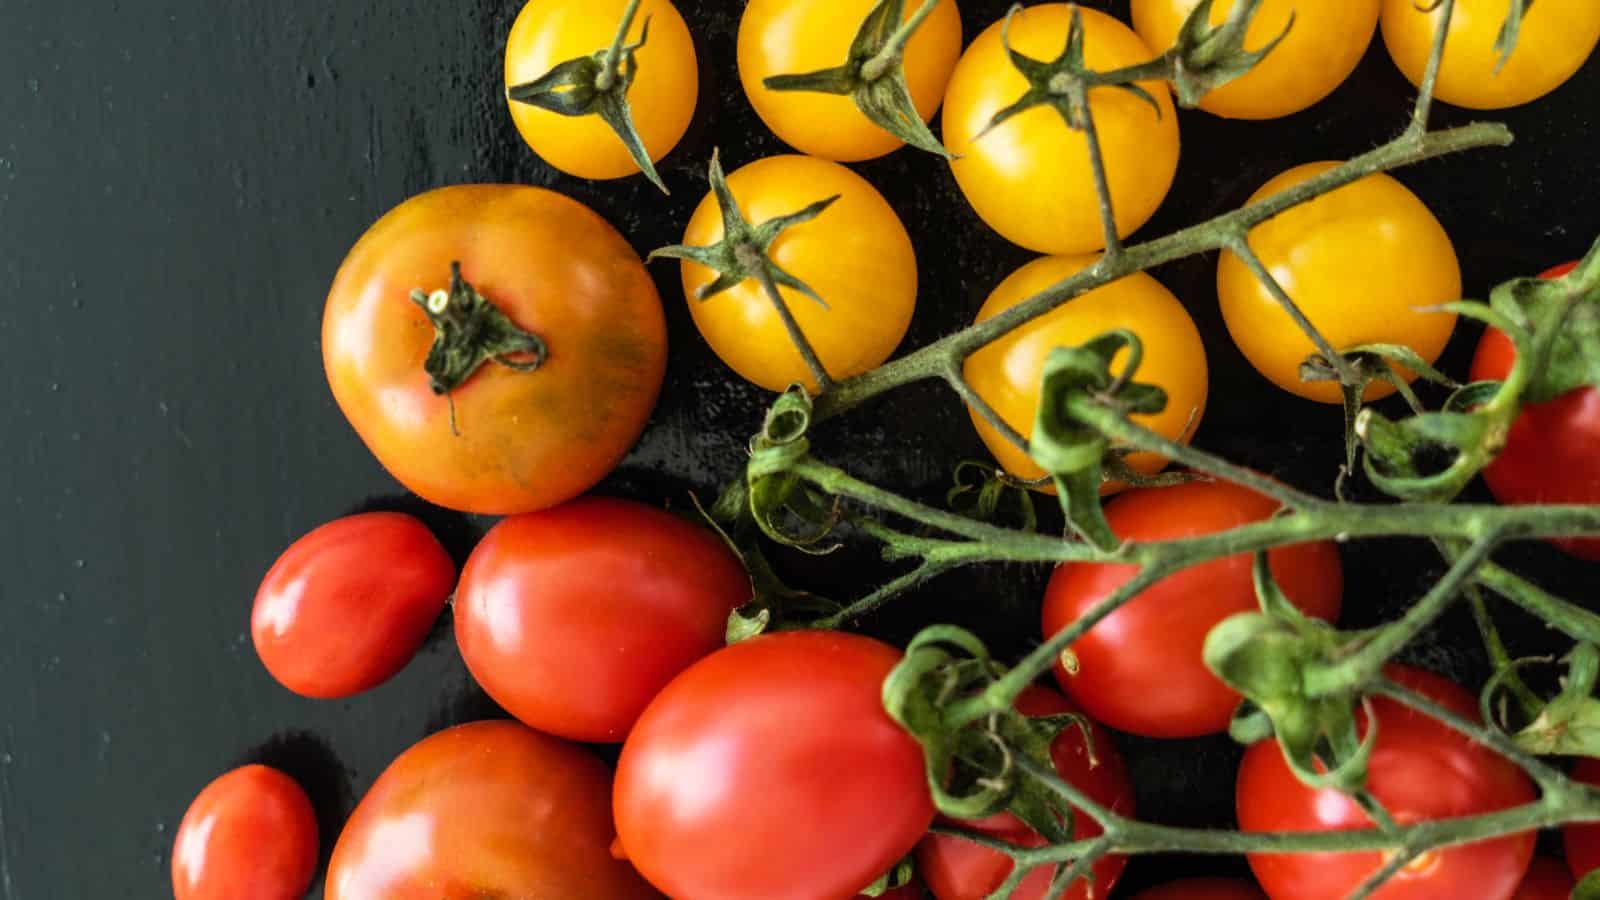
[964, 255, 1209, 483]
[678, 155, 918, 393]
[1218, 162, 1461, 404]
[1132, 0, 1380, 119]
[738, 0, 964, 162]
[944, 5, 1179, 255]
[1382, 0, 1600, 110]
[505, 0, 698, 180]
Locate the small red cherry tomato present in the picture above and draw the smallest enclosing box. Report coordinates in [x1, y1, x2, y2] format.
[454, 497, 751, 742]
[1512, 857, 1574, 900]
[172, 765, 318, 900]
[252, 512, 456, 699]
[916, 686, 1134, 900]
[1128, 879, 1267, 900]
[1564, 757, 1600, 882]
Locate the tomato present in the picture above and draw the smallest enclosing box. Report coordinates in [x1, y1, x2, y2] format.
[252, 512, 455, 699]
[1511, 857, 1575, 900]
[614, 631, 934, 900]
[1128, 879, 1267, 900]
[1563, 757, 1600, 882]
[963, 254, 1208, 485]
[504, 0, 697, 181]
[327, 721, 657, 899]
[454, 496, 751, 743]
[944, 5, 1180, 254]
[677, 155, 918, 393]
[738, 0, 963, 162]
[1237, 665, 1536, 900]
[916, 686, 1134, 900]
[1381, 0, 1600, 110]
[323, 185, 667, 515]
[1469, 262, 1600, 561]
[1218, 162, 1461, 404]
[1042, 479, 1342, 738]
[1131, 0, 1379, 119]
[172, 765, 317, 900]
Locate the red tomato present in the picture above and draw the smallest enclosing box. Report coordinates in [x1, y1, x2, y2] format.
[1470, 261, 1600, 561]
[916, 686, 1134, 900]
[454, 497, 751, 742]
[1237, 665, 1537, 900]
[1128, 879, 1267, 900]
[252, 512, 455, 699]
[1042, 479, 1344, 738]
[171, 765, 318, 900]
[327, 721, 657, 899]
[1564, 757, 1600, 882]
[614, 631, 934, 900]
[1512, 857, 1575, 900]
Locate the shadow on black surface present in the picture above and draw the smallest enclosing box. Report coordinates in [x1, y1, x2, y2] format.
[236, 731, 353, 874]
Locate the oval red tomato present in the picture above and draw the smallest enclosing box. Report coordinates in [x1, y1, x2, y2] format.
[1043, 479, 1343, 738]
[614, 630, 934, 900]
[172, 765, 318, 900]
[1129, 879, 1267, 900]
[1512, 857, 1574, 900]
[454, 496, 751, 742]
[252, 512, 455, 698]
[1470, 261, 1600, 561]
[1237, 665, 1536, 900]
[916, 686, 1134, 900]
[327, 720, 657, 899]
[1564, 757, 1600, 882]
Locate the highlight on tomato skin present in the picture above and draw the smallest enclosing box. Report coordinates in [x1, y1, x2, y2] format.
[171, 765, 318, 900]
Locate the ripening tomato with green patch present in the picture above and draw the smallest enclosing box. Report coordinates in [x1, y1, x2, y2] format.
[1381, 0, 1600, 110]
[915, 686, 1134, 900]
[1218, 162, 1461, 404]
[1511, 858, 1574, 900]
[944, 4, 1180, 254]
[323, 185, 667, 515]
[1237, 666, 1537, 900]
[964, 254, 1208, 486]
[454, 497, 751, 743]
[1131, 0, 1379, 119]
[738, 0, 963, 162]
[327, 721, 659, 899]
[1043, 479, 1343, 738]
[614, 631, 934, 900]
[1128, 879, 1267, 900]
[172, 765, 318, 900]
[1563, 758, 1600, 883]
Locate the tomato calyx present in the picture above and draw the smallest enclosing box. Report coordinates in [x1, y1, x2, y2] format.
[1510, 644, 1600, 757]
[761, 0, 953, 158]
[505, 0, 670, 193]
[857, 856, 917, 898]
[1163, 0, 1295, 109]
[408, 261, 547, 401]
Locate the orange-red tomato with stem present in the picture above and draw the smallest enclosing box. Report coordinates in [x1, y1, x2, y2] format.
[171, 765, 318, 900]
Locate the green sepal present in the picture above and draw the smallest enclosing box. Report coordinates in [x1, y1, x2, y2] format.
[408, 261, 547, 397]
[744, 387, 844, 555]
[1492, 0, 1532, 73]
[856, 857, 917, 897]
[1514, 644, 1600, 756]
[1487, 249, 1600, 404]
[1166, 0, 1295, 109]
[1355, 407, 1492, 503]
[1577, 869, 1600, 900]
[948, 461, 1039, 532]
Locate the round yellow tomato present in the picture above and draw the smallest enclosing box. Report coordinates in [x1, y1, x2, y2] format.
[944, 5, 1179, 255]
[738, 0, 963, 162]
[677, 155, 917, 393]
[1218, 162, 1461, 404]
[505, 0, 698, 180]
[1382, 0, 1600, 110]
[964, 255, 1209, 483]
[1132, 0, 1380, 119]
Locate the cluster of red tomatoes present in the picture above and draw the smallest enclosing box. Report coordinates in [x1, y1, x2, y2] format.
[170, 0, 1600, 898]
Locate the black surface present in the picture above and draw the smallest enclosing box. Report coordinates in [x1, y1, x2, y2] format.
[2, 1, 1598, 897]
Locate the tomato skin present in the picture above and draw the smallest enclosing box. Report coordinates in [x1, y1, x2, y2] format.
[964, 255, 1209, 484]
[1043, 479, 1342, 738]
[171, 765, 318, 900]
[738, 0, 963, 162]
[1511, 857, 1574, 900]
[678, 155, 918, 393]
[1470, 262, 1600, 561]
[614, 631, 935, 900]
[454, 497, 751, 743]
[1218, 162, 1460, 404]
[1381, 0, 1600, 110]
[945, 5, 1179, 254]
[1237, 666, 1536, 900]
[1563, 758, 1600, 882]
[505, 0, 697, 180]
[327, 721, 658, 900]
[1128, 879, 1267, 900]
[323, 185, 667, 515]
[1132, 0, 1379, 119]
[916, 687, 1134, 900]
[251, 512, 455, 699]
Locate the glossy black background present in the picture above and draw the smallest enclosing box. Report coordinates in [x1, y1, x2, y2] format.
[2, 0, 1597, 896]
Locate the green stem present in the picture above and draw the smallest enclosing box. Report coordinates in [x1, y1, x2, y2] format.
[1068, 80, 1122, 257]
[860, 0, 942, 82]
[741, 245, 834, 392]
[595, 0, 644, 92]
[1040, 837, 1111, 900]
[1227, 236, 1359, 388]
[1468, 586, 1545, 721]
[945, 368, 1031, 456]
[1372, 678, 1567, 790]
[1477, 561, 1600, 644]
[1409, 0, 1456, 135]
